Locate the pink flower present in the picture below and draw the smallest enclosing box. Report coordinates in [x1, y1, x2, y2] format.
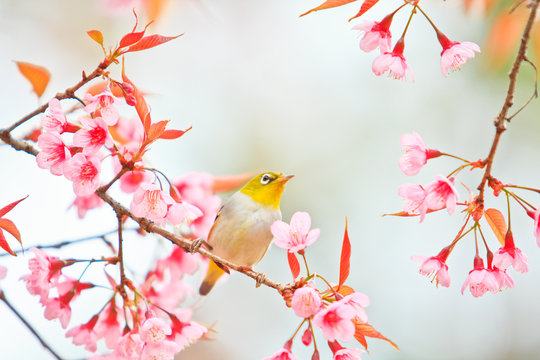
[301, 328, 312, 346]
[0, 265, 6, 280]
[271, 211, 320, 253]
[411, 247, 451, 287]
[66, 315, 99, 352]
[490, 267, 514, 290]
[527, 208, 540, 247]
[264, 344, 297, 360]
[291, 286, 322, 318]
[170, 311, 207, 351]
[166, 200, 203, 226]
[130, 182, 175, 222]
[20, 248, 66, 301]
[352, 14, 393, 53]
[425, 175, 459, 214]
[36, 132, 72, 176]
[72, 193, 104, 218]
[64, 153, 102, 196]
[140, 317, 181, 360]
[340, 292, 370, 323]
[461, 256, 499, 297]
[43, 291, 74, 328]
[120, 170, 152, 193]
[84, 86, 119, 125]
[398, 132, 441, 176]
[437, 33, 480, 77]
[73, 117, 114, 155]
[398, 183, 428, 222]
[492, 232, 528, 273]
[372, 39, 414, 81]
[334, 348, 365, 360]
[94, 301, 123, 349]
[313, 301, 356, 342]
[41, 98, 67, 133]
[115, 332, 144, 359]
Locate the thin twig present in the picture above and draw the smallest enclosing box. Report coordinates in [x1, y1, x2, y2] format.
[476, 0, 539, 206]
[0, 291, 64, 360]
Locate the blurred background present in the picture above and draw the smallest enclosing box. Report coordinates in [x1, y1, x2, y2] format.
[1, 0, 540, 359]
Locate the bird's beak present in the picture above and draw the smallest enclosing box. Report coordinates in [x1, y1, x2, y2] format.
[280, 174, 294, 183]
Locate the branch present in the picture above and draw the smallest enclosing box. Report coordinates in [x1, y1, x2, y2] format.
[476, 0, 539, 205]
[6, 59, 111, 133]
[0, 291, 64, 360]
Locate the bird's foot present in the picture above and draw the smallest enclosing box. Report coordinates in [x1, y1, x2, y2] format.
[255, 273, 267, 288]
[189, 238, 203, 254]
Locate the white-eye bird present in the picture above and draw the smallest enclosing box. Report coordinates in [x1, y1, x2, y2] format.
[199, 172, 293, 295]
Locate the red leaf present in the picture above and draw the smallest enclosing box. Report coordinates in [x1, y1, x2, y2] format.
[287, 252, 300, 279]
[104, 270, 118, 289]
[0, 196, 28, 218]
[147, 120, 169, 142]
[300, 0, 358, 17]
[0, 230, 16, 256]
[349, 0, 380, 21]
[127, 34, 183, 53]
[15, 61, 51, 98]
[338, 217, 351, 289]
[0, 219, 21, 244]
[119, 20, 153, 49]
[122, 62, 151, 129]
[158, 126, 192, 140]
[87, 30, 104, 46]
[484, 208, 507, 246]
[354, 320, 399, 350]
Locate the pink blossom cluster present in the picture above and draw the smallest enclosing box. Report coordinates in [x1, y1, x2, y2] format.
[271, 211, 320, 253]
[353, 7, 480, 80]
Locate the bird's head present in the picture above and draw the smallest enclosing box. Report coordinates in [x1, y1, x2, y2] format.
[240, 172, 294, 209]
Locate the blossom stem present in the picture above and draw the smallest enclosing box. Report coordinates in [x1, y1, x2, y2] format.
[476, 223, 490, 252]
[506, 191, 512, 231]
[0, 291, 64, 360]
[399, 2, 418, 40]
[447, 163, 471, 178]
[308, 319, 319, 354]
[503, 184, 540, 194]
[301, 253, 311, 277]
[415, 5, 440, 33]
[316, 274, 340, 300]
[440, 153, 472, 164]
[449, 214, 472, 248]
[504, 189, 536, 211]
[289, 319, 307, 342]
[474, 225, 479, 256]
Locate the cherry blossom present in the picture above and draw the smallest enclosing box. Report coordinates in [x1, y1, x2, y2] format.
[271, 211, 320, 253]
[490, 267, 514, 291]
[73, 116, 114, 155]
[94, 301, 123, 349]
[20, 248, 66, 301]
[492, 232, 529, 273]
[43, 291, 75, 328]
[65, 315, 99, 352]
[340, 292, 370, 323]
[130, 182, 175, 222]
[334, 348, 365, 360]
[291, 285, 322, 318]
[41, 98, 67, 133]
[169, 310, 207, 351]
[114, 332, 144, 359]
[398, 183, 428, 222]
[313, 301, 356, 342]
[527, 208, 540, 247]
[461, 256, 499, 297]
[399, 132, 441, 176]
[64, 153, 102, 196]
[425, 175, 459, 215]
[72, 193, 104, 218]
[120, 169, 152, 193]
[372, 39, 414, 81]
[352, 14, 393, 53]
[36, 132, 72, 176]
[84, 86, 120, 125]
[264, 345, 297, 360]
[165, 200, 203, 226]
[411, 247, 451, 287]
[437, 32, 480, 77]
[139, 317, 181, 360]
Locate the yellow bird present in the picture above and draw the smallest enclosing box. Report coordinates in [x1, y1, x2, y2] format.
[199, 172, 293, 295]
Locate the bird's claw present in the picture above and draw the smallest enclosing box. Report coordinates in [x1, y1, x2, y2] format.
[189, 238, 203, 254]
[255, 273, 266, 288]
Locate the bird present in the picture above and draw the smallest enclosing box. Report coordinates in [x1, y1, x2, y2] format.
[199, 172, 293, 295]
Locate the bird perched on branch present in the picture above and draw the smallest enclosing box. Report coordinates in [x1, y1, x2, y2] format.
[199, 172, 293, 295]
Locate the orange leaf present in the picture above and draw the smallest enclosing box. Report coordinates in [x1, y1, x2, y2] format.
[484, 208, 507, 246]
[147, 120, 169, 142]
[15, 61, 51, 98]
[0, 230, 16, 256]
[287, 252, 300, 279]
[349, 0, 380, 21]
[144, 0, 170, 21]
[158, 126, 191, 140]
[212, 173, 252, 193]
[122, 61, 151, 129]
[0, 196, 28, 218]
[354, 320, 399, 350]
[300, 0, 358, 17]
[338, 217, 351, 289]
[484, 12, 525, 69]
[333, 284, 356, 297]
[127, 34, 183, 53]
[87, 30, 104, 46]
[0, 219, 21, 244]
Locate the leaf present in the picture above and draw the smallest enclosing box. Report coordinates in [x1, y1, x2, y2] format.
[0, 230, 16, 256]
[122, 61, 151, 129]
[87, 30, 104, 46]
[354, 320, 399, 351]
[287, 252, 300, 279]
[158, 126, 192, 140]
[212, 173, 253, 193]
[349, 0, 380, 21]
[0, 196, 28, 218]
[147, 120, 169, 142]
[300, 0, 358, 17]
[119, 21, 153, 49]
[338, 217, 351, 289]
[484, 208, 507, 246]
[15, 61, 51, 98]
[0, 219, 21, 244]
[485, 12, 524, 69]
[127, 34, 183, 53]
[333, 284, 356, 297]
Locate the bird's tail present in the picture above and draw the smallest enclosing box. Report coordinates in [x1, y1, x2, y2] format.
[199, 260, 226, 295]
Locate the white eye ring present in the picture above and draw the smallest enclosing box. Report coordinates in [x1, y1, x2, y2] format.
[260, 173, 272, 185]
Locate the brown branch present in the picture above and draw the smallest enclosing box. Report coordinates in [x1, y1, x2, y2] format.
[6, 59, 111, 133]
[476, 0, 539, 206]
[0, 291, 64, 360]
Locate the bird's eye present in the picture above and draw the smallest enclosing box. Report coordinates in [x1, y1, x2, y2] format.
[260, 173, 273, 185]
